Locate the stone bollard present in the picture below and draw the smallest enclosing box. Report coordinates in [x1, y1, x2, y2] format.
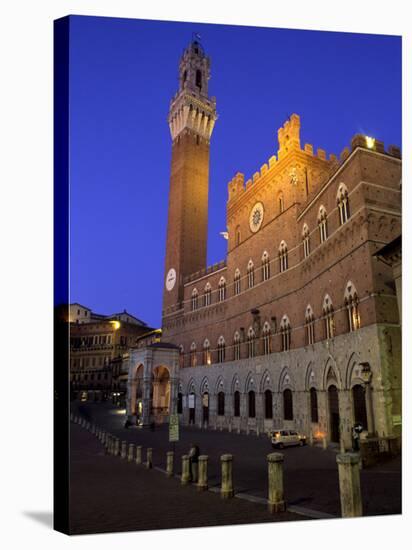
[135, 445, 142, 465]
[340, 438, 346, 454]
[181, 455, 191, 485]
[309, 432, 313, 446]
[336, 453, 363, 517]
[91, 424, 95, 435]
[267, 452, 286, 513]
[322, 436, 328, 450]
[101, 432, 106, 445]
[146, 448, 153, 469]
[166, 451, 174, 477]
[228, 422, 232, 433]
[114, 438, 120, 456]
[128, 443, 135, 462]
[121, 441, 127, 459]
[220, 454, 234, 499]
[197, 455, 208, 492]
[256, 425, 260, 437]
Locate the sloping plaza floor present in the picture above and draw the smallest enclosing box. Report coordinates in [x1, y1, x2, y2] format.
[72, 402, 401, 521]
[69, 423, 306, 535]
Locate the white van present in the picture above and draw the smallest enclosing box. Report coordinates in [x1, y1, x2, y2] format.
[271, 429, 307, 448]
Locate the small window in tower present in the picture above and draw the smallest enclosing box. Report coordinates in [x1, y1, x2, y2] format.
[183, 70, 187, 83]
[196, 70, 202, 89]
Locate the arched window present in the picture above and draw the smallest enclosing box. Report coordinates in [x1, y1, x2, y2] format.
[247, 326, 256, 358]
[217, 391, 225, 416]
[337, 183, 350, 225]
[190, 342, 197, 367]
[262, 322, 271, 355]
[247, 260, 255, 288]
[195, 69, 202, 89]
[323, 295, 335, 339]
[204, 282, 212, 306]
[305, 305, 315, 345]
[218, 277, 226, 302]
[318, 206, 328, 243]
[280, 315, 291, 351]
[278, 192, 284, 214]
[248, 390, 256, 418]
[177, 392, 183, 414]
[235, 225, 241, 246]
[191, 288, 199, 311]
[233, 331, 241, 360]
[234, 391, 240, 417]
[264, 389, 273, 419]
[302, 223, 310, 258]
[217, 336, 225, 363]
[279, 241, 288, 272]
[261, 251, 270, 281]
[178, 345, 185, 368]
[234, 268, 241, 295]
[283, 389, 293, 420]
[203, 339, 211, 366]
[310, 388, 318, 423]
[344, 281, 360, 332]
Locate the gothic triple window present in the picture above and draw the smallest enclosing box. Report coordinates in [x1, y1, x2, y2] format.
[247, 326, 256, 358]
[217, 336, 226, 363]
[204, 282, 212, 306]
[203, 339, 211, 366]
[279, 241, 288, 272]
[218, 277, 226, 302]
[305, 305, 315, 345]
[262, 322, 271, 355]
[262, 251, 270, 281]
[190, 342, 197, 367]
[302, 223, 310, 258]
[323, 295, 335, 339]
[191, 288, 199, 311]
[280, 315, 291, 351]
[247, 260, 255, 288]
[318, 206, 328, 243]
[234, 269, 241, 295]
[344, 282, 361, 331]
[337, 183, 350, 225]
[233, 331, 241, 360]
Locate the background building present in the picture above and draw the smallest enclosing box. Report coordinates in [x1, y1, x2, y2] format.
[69, 304, 157, 401]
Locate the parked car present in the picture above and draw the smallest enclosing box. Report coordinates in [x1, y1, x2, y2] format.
[271, 429, 307, 448]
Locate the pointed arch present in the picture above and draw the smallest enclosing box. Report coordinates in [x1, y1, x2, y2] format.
[323, 356, 342, 390]
[278, 366, 294, 392]
[200, 376, 210, 395]
[186, 377, 197, 395]
[260, 369, 273, 392]
[244, 371, 256, 393]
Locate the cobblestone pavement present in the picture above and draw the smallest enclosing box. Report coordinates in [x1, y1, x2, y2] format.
[73, 402, 402, 520]
[70, 423, 306, 535]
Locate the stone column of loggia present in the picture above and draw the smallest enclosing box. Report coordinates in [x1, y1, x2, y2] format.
[121, 441, 127, 459]
[128, 443, 135, 462]
[197, 455, 208, 492]
[220, 454, 234, 498]
[181, 455, 191, 485]
[166, 451, 174, 477]
[336, 453, 363, 517]
[146, 448, 153, 469]
[135, 445, 142, 465]
[267, 452, 286, 513]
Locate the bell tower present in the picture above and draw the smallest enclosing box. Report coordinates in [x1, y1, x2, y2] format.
[162, 40, 217, 316]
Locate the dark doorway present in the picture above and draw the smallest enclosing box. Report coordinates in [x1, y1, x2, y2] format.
[188, 392, 195, 424]
[234, 391, 240, 417]
[202, 392, 209, 424]
[328, 385, 340, 442]
[352, 384, 368, 430]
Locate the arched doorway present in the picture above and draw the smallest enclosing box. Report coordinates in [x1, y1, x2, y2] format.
[328, 385, 340, 443]
[188, 392, 196, 424]
[202, 392, 209, 425]
[352, 384, 368, 430]
[152, 366, 170, 422]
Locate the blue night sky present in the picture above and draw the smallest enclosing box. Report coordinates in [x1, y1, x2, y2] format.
[68, 15, 401, 328]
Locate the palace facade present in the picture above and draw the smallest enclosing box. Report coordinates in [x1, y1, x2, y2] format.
[126, 40, 401, 449]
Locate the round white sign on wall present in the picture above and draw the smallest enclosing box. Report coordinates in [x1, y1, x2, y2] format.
[249, 202, 264, 233]
[165, 268, 177, 291]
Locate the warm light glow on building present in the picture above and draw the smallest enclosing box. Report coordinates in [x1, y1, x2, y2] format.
[365, 136, 375, 149]
[110, 320, 121, 330]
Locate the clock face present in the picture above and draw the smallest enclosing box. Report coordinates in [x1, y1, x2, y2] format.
[165, 268, 177, 291]
[249, 202, 264, 233]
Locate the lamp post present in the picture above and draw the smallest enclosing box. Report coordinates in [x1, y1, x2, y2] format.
[359, 362, 374, 436]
